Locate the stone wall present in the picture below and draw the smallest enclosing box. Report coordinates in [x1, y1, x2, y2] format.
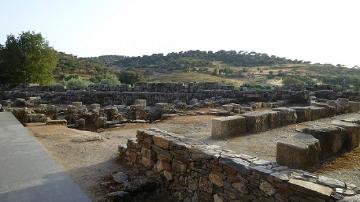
[2, 89, 309, 106]
[120, 128, 360, 202]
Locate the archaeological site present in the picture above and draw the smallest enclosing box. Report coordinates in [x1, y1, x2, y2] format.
[1, 82, 360, 202]
[1, 2, 360, 201]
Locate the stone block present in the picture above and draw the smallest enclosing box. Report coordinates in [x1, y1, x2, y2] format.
[134, 99, 147, 108]
[276, 133, 321, 169]
[331, 120, 360, 150]
[302, 124, 347, 159]
[336, 98, 350, 114]
[26, 113, 47, 123]
[71, 102, 83, 107]
[46, 119, 67, 126]
[309, 106, 326, 120]
[314, 102, 336, 117]
[267, 111, 281, 129]
[290, 107, 311, 122]
[211, 115, 246, 138]
[272, 107, 297, 126]
[349, 101, 360, 113]
[242, 112, 270, 133]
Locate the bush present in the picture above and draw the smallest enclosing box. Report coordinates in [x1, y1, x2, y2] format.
[65, 78, 92, 89]
[282, 75, 315, 89]
[118, 70, 144, 85]
[90, 73, 120, 86]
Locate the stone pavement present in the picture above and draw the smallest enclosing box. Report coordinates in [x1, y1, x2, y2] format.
[0, 112, 90, 202]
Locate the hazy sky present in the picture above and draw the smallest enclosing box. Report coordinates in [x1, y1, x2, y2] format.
[1, 0, 359, 66]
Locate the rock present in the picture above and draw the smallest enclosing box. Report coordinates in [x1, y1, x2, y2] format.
[106, 191, 130, 200]
[302, 124, 347, 158]
[112, 171, 129, 184]
[242, 111, 270, 133]
[26, 113, 47, 123]
[349, 101, 360, 113]
[309, 106, 326, 120]
[259, 180, 276, 196]
[267, 110, 281, 129]
[336, 98, 350, 114]
[46, 119, 67, 126]
[213, 194, 224, 202]
[290, 107, 311, 122]
[209, 172, 224, 187]
[331, 120, 360, 150]
[289, 179, 333, 198]
[134, 99, 147, 108]
[313, 102, 336, 117]
[318, 176, 345, 188]
[153, 136, 169, 149]
[276, 133, 321, 169]
[211, 115, 246, 138]
[207, 108, 230, 116]
[273, 107, 297, 126]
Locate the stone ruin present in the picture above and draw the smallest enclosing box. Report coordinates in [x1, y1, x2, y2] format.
[2, 82, 360, 201]
[118, 128, 360, 201]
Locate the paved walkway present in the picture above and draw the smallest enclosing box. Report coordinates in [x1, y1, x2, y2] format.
[0, 112, 90, 202]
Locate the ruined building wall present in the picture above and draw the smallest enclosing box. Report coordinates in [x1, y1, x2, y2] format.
[120, 128, 360, 202]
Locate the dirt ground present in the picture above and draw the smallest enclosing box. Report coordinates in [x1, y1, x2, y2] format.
[26, 115, 216, 201]
[27, 112, 360, 200]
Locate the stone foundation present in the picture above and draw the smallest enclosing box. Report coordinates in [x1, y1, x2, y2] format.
[120, 128, 360, 201]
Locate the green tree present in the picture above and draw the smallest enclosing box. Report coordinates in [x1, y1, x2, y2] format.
[118, 70, 144, 85]
[0, 31, 58, 86]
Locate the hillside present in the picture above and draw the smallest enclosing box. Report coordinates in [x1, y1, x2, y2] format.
[53, 50, 360, 90]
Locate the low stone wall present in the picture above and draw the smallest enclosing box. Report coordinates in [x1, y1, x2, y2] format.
[211, 100, 360, 139]
[2, 90, 310, 106]
[120, 128, 360, 201]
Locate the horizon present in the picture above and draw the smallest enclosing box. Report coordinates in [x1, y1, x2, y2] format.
[1, 0, 359, 67]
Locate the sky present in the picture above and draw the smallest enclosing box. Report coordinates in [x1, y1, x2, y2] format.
[0, 0, 359, 66]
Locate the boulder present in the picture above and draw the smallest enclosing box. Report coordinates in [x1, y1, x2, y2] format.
[276, 133, 321, 169]
[211, 115, 246, 138]
[273, 107, 297, 126]
[302, 124, 347, 159]
[331, 120, 360, 150]
[242, 111, 270, 133]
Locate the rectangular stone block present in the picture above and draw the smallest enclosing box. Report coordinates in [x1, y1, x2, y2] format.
[331, 120, 360, 150]
[135, 99, 147, 108]
[273, 107, 297, 126]
[211, 115, 246, 138]
[302, 124, 347, 159]
[308, 106, 326, 121]
[276, 133, 321, 169]
[242, 112, 270, 133]
[313, 102, 336, 117]
[290, 107, 311, 123]
[267, 111, 281, 129]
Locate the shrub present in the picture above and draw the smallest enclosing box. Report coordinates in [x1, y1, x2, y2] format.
[65, 78, 92, 89]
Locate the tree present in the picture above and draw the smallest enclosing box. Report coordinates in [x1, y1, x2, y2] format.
[118, 70, 144, 85]
[0, 31, 58, 86]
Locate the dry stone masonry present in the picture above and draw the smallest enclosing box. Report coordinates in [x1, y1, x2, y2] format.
[119, 128, 360, 201]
